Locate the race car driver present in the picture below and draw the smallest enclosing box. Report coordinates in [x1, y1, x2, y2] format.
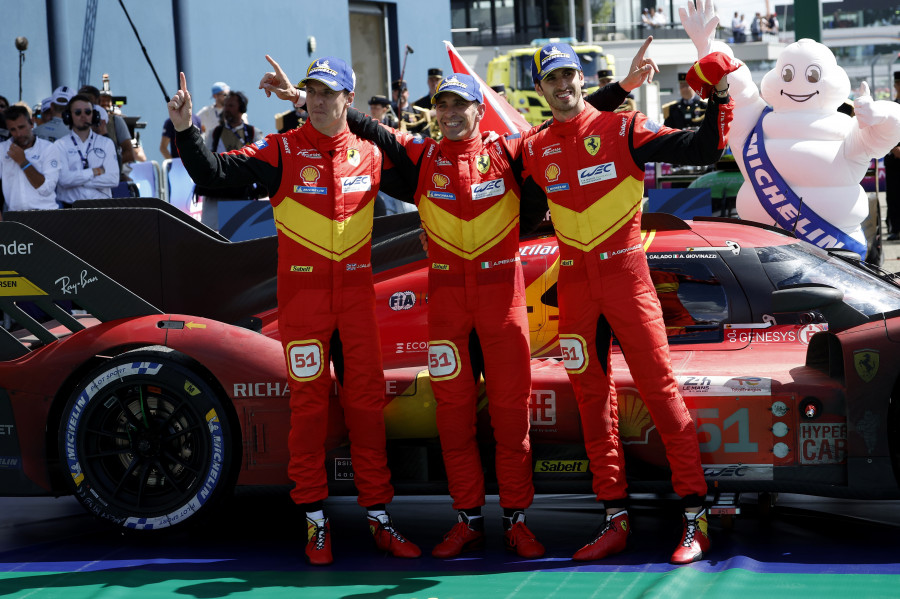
[520, 43, 736, 564]
[166, 60, 421, 566]
[256, 41, 659, 558]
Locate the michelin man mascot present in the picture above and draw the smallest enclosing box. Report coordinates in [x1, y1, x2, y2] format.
[680, 0, 900, 258]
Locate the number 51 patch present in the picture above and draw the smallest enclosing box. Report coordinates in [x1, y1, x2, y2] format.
[286, 340, 325, 381]
[559, 335, 588, 374]
[428, 341, 461, 380]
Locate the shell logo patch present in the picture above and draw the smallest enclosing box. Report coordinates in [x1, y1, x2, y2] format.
[477, 154, 490, 174]
[301, 165, 320, 184]
[545, 163, 560, 183]
[584, 136, 601, 156]
[854, 349, 879, 383]
[432, 173, 450, 189]
[619, 388, 655, 445]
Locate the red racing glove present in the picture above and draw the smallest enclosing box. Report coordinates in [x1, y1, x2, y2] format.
[686, 52, 743, 100]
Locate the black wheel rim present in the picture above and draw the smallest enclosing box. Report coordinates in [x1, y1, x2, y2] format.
[76, 379, 211, 515]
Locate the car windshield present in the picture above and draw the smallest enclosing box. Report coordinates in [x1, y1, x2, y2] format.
[757, 243, 900, 316]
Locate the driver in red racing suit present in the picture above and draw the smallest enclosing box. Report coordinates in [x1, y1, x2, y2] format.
[520, 43, 736, 564]
[168, 60, 420, 566]
[340, 64, 654, 557]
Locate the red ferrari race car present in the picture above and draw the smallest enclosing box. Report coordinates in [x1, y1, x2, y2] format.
[2, 199, 900, 533]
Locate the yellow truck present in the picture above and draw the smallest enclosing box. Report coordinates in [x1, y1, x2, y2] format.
[486, 38, 615, 126]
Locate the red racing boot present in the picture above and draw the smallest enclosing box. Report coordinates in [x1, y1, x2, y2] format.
[368, 514, 422, 558]
[503, 511, 545, 559]
[572, 510, 630, 561]
[432, 512, 485, 558]
[670, 508, 710, 564]
[305, 516, 333, 566]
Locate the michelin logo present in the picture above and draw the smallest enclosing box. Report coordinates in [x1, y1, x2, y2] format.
[471, 178, 505, 201]
[342, 175, 371, 193]
[578, 162, 616, 186]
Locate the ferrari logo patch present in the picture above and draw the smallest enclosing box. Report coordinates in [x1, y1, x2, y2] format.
[854, 349, 879, 383]
[476, 154, 490, 174]
[583, 136, 601, 156]
[347, 148, 360, 167]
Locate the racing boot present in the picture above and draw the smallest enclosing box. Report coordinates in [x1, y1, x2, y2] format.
[502, 511, 545, 559]
[670, 507, 710, 564]
[572, 510, 630, 561]
[432, 511, 485, 558]
[368, 513, 422, 558]
[305, 516, 333, 566]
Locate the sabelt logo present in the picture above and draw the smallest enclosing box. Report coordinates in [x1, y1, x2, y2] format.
[432, 173, 450, 189]
[545, 163, 560, 183]
[301, 166, 320, 184]
[534, 460, 589, 473]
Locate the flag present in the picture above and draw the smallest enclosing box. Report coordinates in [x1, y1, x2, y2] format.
[444, 40, 531, 136]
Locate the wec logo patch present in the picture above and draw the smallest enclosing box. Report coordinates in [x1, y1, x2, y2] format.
[341, 175, 371, 193]
[578, 162, 616, 185]
[471, 178, 505, 201]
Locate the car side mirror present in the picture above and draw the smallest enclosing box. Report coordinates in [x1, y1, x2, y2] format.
[771, 284, 869, 331]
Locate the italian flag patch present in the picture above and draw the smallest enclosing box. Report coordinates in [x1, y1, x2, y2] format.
[480, 261, 491, 269]
[599, 252, 609, 260]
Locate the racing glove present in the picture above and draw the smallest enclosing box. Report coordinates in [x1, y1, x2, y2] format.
[686, 52, 743, 100]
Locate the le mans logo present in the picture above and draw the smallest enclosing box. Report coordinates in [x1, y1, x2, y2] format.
[583, 136, 601, 156]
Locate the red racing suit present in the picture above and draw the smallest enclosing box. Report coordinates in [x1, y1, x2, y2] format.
[176, 123, 402, 508]
[347, 84, 631, 510]
[520, 94, 732, 504]
[351, 115, 534, 510]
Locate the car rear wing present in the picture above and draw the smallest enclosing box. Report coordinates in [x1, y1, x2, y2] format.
[0, 220, 162, 360]
[4, 199, 278, 326]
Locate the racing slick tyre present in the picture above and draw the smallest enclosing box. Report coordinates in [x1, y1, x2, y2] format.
[57, 347, 238, 533]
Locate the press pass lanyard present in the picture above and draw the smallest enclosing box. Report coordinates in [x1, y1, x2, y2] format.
[70, 133, 94, 169]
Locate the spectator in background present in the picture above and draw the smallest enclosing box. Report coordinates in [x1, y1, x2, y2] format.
[767, 12, 779, 34]
[160, 113, 201, 159]
[367, 95, 398, 128]
[199, 90, 265, 229]
[641, 8, 654, 29]
[652, 7, 667, 28]
[412, 68, 444, 110]
[751, 12, 762, 42]
[79, 84, 136, 172]
[53, 94, 119, 206]
[491, 83, 508, 99]
[196, 81, 247, 146]
[662, 73, 707, 129]
[0, 104, 62, 212]
[34, 86, 74, 142]
[731, 11, 745, 43]
[35, 98, 52, 125]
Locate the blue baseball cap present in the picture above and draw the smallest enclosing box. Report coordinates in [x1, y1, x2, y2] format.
[301, 57, 355, 92]
[532, 43, 582, 83]
[211, 82, 230, 96]
[430, 73, 483, 104]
